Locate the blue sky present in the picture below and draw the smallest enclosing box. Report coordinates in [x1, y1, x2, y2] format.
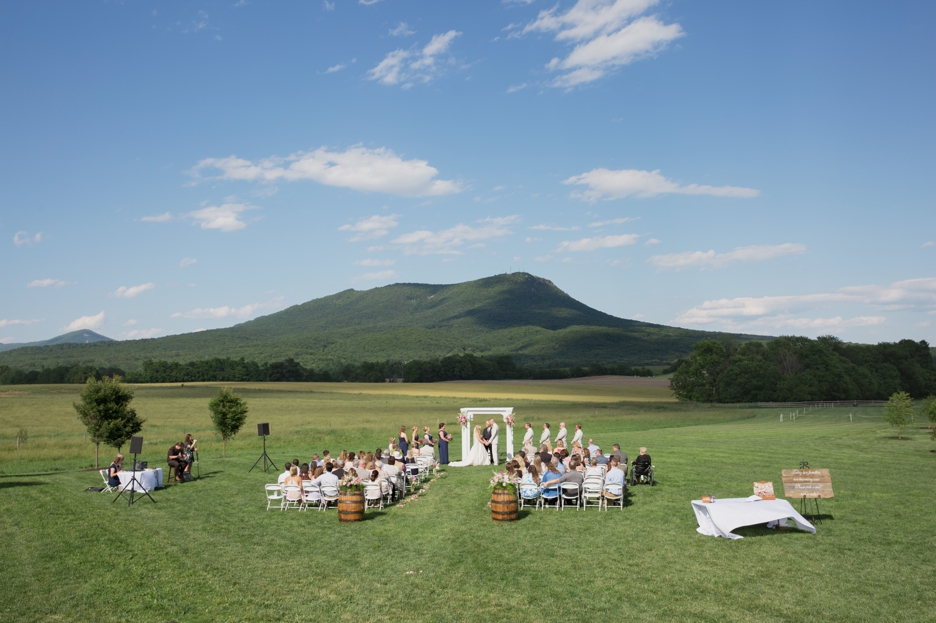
[1, 0, 934, 347]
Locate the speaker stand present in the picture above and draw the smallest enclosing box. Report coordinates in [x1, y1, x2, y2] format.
[249, 435, 275, 473]
[113, 452, 156, 506]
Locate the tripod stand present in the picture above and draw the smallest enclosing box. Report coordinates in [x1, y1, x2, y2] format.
[194, 451, 200, 479]
[249, 434, 275, 473]
[113, 452, 156, 506]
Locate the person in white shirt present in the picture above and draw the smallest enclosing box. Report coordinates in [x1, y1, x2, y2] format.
[380, 456, 403, 499]
[586, 439, 600, 456]
[571, 424, 583, 448]
[277, 463, 291, 485]
[539, 423, 551, 446]
[554, 422, 568, 447]
[313, 462, 340, 490]
[604, 458, 626, 497]
[522, 422, 534, 449]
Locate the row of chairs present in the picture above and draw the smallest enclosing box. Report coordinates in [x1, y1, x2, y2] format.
[519, 472, 625, 511]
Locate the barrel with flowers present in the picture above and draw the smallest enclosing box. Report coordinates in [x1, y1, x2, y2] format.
[490, 471, 519, 522]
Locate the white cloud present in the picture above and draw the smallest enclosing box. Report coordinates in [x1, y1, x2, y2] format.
[675, 278, 936, 330]
[353, 259, 396, 267]
[141, 212, 173, 223]
[359, 0, 382, 4]
[123, 319, 138, 326]
[180, 257, 197, 268]
[27, 278, 68, 288]
[531, 224, 580, 231]
[0, 337, 14, 344]
[171, 297, 284, 320]
[110, 283, 155, 299]
[517, 0, 684, 87]
[13, 231, 42, 247]
[0, 318, 41, 329]
[645, 238, 660, 245]
[924, 241, 935, 248]
[340, 214, 401, 241]
[191, 146, 461, 197]
[352, 270, 398, 282]
[325, 62, 347, 73]
[588, 217, 637, 227]
[186, 202, 258, 232]
[323, 1, 335, 10]
[767, 316, 886, 330]
[368, 30, 461, 88]
[648, 243, 806, 271]
[479, 215, 521, 226]
[62, 311, 105, 332]
[390, 22, 415, 37]
[564, 168, 760, 201]
[507, 83, 528, 93]
[555, 233, 640, 252]
[391, 221, 515, 256]
[121, 328, 164, 340]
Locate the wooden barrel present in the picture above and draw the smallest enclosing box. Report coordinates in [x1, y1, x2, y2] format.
[338, 489, 365, 523]
[491, 487, 518, 522]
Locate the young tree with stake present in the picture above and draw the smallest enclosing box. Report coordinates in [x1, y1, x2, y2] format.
[883, 391, 914, 440]
[209, 387, 248, 458]
[74, 376, 144, 468]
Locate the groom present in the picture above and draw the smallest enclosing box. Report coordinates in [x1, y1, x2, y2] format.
[482, 420, 494, 465]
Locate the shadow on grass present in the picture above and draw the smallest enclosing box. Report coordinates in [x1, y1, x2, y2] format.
[0, 481, 46, 489]
[360, 510, 386, 521]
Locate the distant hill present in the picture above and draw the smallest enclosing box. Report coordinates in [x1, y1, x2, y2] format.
[0, 330, 113, 353]
[0, 273, 765, 370]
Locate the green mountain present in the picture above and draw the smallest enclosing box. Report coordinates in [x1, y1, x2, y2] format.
[0, 330, 113, 354]
[0, 273, 763, 370]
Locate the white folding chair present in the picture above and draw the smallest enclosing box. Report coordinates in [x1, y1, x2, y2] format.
[100, 469, 116, 493]
[320, 485, 340, 511]
[560, 482, 581, 510]
[541, 483, 561, 510]
[519, 484, 542, 510]
[602, 482, 624, 511]
[364, 483, 383, 509]
[303, 482, 322, 510]
[282, 485, 304, 511]
[582, 477, 603, 510]
[264, 484, 284, 510]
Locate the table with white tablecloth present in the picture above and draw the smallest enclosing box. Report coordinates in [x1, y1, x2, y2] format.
[691, 496, 816, 539]
[116, 468, 163, 492]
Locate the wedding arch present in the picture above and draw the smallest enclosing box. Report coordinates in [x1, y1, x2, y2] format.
[457, 407, 515, 464]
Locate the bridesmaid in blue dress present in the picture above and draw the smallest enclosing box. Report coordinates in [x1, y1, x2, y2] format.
[397, 426, 409, 458]
[438, 423, 452, 465]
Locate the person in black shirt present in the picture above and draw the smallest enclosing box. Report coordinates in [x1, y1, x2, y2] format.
[632, 447, 651, 477]
[167, 442, 186, 482]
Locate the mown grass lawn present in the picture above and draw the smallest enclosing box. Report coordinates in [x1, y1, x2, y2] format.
[1, 383, 934, 622]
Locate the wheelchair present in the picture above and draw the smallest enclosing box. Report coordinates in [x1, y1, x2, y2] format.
[629, 462, 654, 486]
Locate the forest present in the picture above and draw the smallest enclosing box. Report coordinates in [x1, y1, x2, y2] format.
[670, 336, 936, 402]
[0, 353, 654, 385]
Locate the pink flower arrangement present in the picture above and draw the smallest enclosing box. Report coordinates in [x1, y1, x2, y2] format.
[457, 414, 468, 427]
[505, 415, 515, 427]
[340, 472, 364, 490]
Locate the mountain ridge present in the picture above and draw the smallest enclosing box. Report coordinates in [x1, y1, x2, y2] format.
[0, 330, 113, 354]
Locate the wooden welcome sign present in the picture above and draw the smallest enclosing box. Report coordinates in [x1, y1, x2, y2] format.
[781, 469, 833, 499]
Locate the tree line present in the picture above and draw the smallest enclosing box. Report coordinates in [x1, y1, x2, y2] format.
[0, 354, 655, 385]
[671, 336, 936, 402]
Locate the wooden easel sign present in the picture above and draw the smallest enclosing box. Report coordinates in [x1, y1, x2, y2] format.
[781, 469, 834, 499]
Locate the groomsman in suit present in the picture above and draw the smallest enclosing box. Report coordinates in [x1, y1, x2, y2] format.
[555, 422, 568, 447]
[522, 423, 534, 452]
[482, 420, 494, 464]
[571, 424, 583, 448]
[539, 423, 551, 446]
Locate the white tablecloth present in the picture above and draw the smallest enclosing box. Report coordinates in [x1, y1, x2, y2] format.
[117, 468, 163, 492]
[691, 497, 816, 539]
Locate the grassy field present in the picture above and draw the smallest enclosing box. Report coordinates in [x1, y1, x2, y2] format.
[1, 381, 934, 622]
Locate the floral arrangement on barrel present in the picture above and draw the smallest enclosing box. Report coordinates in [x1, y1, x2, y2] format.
[490, 471, 520, 494]
[339, 472, 364, 491]
[457, 414, 468, 427]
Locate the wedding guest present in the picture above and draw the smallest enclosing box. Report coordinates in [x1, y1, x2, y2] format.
[553, 453, 567, 474]
[381, 456, 402, 497]
[347, 452, 356, 466]
[313, 462, 340, 489]
[277, 463, 292, 485]
[438, 423, 452, 465]
[167, 442, 186, 483]
[542, 456, 584, 489]
[541, 463, 562, 504]
[604, 458, 626, 498]
[586, 439, 600, 456]
[594, 448, 609, 466]
[520, 465, 541, 501]
[632, 447, 652, 477]
[312, 465, 324, 479]
[411, 426, 420, 451]
[610, 444, 627, 466]
[339, 450, 348, 464]
[539, 423, 551, 446]
[388, 438, 398, 456]
[300, 463, 312, 482]
[585, 457, 603, 478]
[582, 448, 591, 462]
[516, 450, 529, 469]
[107, 454, 124, 489]
[311, 453, 322, 468]
[375, 448, 383, 461]
[538, 445, 552, 465]
[333, 460, 346, 479]
[322, 450, 332, 464]
[571, 424, 583, 448]
[398, 426, 410, 458]
[284, 466, 302, 487]
[532, 454, 543, 475]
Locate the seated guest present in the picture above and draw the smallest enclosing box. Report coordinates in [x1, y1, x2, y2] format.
[283, 466, 302, 487]
[586, 439, 600, 456]
[381, 456, 402, 497]
[322, 450, 332, 463]
[332, 460, 346, 479]
[582, 448, 591, 463]
[553, 453, 567, 474]
[375, 448, 383, 461]
[520, 465, 541, 499]
[610, 444, 627, 467]
[585, 457, 603, 478]
[538, 445, 553, 465]
[541, 463, 563, 502]
[108, 454, 124, 489]
[604, 458, 626, 498]
[277, 463, 292, 485]
[310, 454, 322, 468]
[531, 454, 543, 475]
[339, 450, 348, 464]
[594, 449, 609, 466]
[541, 456, 584, 489]
[516, 450, 529, 469]
[292, 458, 300, 471]
[632, 447, 652, 476]
[313, 462, 340, 490]
[312, 465, 324, 479]
[167, 442, 187, 483]
[300, 464, 312, 482]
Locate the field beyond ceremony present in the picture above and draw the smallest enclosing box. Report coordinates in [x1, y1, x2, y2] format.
[1, 380, 934, 622]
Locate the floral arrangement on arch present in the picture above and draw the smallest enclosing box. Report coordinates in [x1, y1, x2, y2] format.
[505, 415, 515, 427]
[457, 414, 468, 427]
[489, 470, 519, 493]
[339, 472, 364, 491]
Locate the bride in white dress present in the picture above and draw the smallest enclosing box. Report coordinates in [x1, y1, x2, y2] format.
[449, 425, 491, 467]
